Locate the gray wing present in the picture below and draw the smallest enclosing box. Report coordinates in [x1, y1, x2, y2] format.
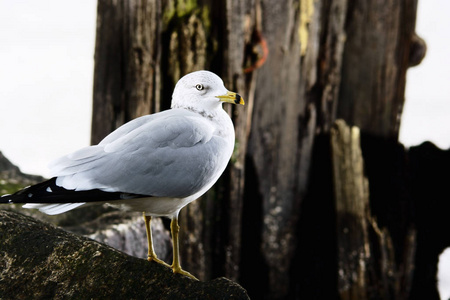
[50, 109, 227, 198]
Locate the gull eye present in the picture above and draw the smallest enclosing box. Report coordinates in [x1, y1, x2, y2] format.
[195, 84, 204, 91]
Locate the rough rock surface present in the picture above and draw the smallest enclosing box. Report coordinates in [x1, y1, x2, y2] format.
[66, 210, 172, 261]
[0, 210, 250, 299]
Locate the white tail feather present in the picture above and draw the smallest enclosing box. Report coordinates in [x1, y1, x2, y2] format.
[22, 203, 86, 215]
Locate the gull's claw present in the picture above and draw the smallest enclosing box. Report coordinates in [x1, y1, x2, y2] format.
[147, 255, 171, 268]
[172, 265, 199, 280]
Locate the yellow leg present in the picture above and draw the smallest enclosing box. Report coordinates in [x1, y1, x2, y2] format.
[143, 213, 170, 267]
[170, 217, 198, 280]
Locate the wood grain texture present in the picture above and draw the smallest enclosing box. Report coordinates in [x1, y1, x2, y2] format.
[90, 0, 425, 298]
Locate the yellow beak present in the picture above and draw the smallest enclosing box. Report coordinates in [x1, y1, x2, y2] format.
[216, 91, 245, 105]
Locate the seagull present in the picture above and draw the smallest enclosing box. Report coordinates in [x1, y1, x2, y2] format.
[0, 70, 244, 280]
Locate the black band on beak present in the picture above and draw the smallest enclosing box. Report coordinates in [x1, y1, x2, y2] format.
[235, 94, 241, 104]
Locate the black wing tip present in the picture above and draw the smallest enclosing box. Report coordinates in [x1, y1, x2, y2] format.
[1, 177, 152, 204]
[1, 178, 61, 204]
[0, 194, 13, 204]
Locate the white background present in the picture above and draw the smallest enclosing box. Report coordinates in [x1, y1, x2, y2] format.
[1, 1, 449, 298]
[0, 0, 96, 178]
[0, 0, 449, 178]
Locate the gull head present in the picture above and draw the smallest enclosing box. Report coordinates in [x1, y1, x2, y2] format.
[171, 71, 244, 111]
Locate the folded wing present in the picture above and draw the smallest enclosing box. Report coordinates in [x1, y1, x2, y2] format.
[49, 109, 225, 198]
